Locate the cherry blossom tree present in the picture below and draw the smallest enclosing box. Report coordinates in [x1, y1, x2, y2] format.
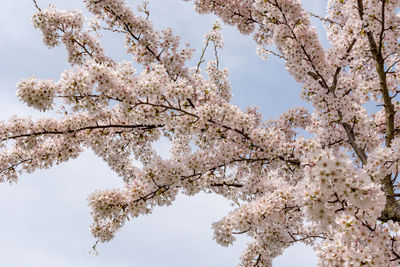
[3, 0, 400, 265]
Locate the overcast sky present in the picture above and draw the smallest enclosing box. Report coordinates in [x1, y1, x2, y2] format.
[0, 0, 328, 266]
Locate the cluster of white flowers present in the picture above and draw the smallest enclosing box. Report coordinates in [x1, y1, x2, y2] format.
[204, 21, 224, 48]
[192, 0, 256, 34]
[32, 5, 83, 47]
[33, 4, 110, 65]
[16, 77, 57, 111]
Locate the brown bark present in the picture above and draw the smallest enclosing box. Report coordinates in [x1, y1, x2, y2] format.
[357, 0, 400, 222]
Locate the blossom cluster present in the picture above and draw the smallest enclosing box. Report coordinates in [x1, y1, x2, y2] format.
[3, 0, 400, 266]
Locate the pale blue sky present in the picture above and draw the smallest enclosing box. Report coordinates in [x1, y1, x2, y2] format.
[0, 0, 328, 266]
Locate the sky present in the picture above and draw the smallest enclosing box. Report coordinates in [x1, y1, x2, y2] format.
[0, 0, 327, 266]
